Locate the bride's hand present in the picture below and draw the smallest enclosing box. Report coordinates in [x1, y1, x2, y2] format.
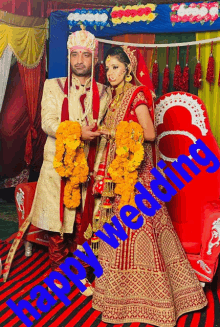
[92, 181, 99, 195]
[92, 179, 104, 195]
[100, 130, 109, 136]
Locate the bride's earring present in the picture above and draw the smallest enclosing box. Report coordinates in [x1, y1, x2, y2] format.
[125, 73, 132, 82]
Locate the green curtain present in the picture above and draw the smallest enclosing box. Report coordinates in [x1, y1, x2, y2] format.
[154, 33, 198, 98]
[196, 31, 220, 146]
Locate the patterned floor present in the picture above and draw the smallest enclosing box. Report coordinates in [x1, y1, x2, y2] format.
[0, 240, 219, 327]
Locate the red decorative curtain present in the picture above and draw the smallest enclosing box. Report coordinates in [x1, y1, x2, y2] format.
[18, 49, 46, 166]
[31, 51, 47, 172]
[0, 50, 46, 179]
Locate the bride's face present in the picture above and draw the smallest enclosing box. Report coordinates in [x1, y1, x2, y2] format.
[105, 56, 127, 87]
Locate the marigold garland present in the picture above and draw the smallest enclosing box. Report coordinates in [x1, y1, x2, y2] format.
[108, 121, 144, 209]
[53, 121, 89, 209]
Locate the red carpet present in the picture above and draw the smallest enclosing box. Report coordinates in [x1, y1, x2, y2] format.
[0, 240, 219, 327]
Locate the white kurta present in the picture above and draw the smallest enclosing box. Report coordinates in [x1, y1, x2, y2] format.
[30, 76, 110, 233]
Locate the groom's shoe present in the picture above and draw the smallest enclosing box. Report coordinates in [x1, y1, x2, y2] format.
[47, 277, 94, 296]
[80, 278, 94, 296]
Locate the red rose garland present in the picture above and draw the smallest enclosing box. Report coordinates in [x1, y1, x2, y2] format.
[173, 46, 182, 90]
[180, 45, 189, 92]
[206, 41, 215, 90]
[162, 47, 170, 95]
[194, 43, 202, 89]
[152, 47, 159, 91]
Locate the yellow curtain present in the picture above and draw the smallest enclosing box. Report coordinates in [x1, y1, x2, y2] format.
[196, 31, 220, 146]
[0, 22, 47, 68]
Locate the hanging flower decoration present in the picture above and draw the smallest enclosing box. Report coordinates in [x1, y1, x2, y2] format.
[170, 2, 219, 26]
[173, 46, 182, 90]
[179, 45, 190, 92]
[53, 121, 89, 209]
[162, 47, 170, 95]
[206, 41, 215, 90]
[108, 121, 144, 209]
[194, 43, 202, 89]
[68, 9, 110, 30]
[152, 47, 159, 91]
[111, 4, 157, 25]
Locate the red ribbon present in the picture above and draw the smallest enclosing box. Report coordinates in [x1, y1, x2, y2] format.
[60, 78, 70, 227]
[59, 75, 100, 239]
[79, 78, 100, 244]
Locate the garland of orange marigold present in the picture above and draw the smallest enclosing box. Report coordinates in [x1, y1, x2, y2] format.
[53, 121, 89, 208]
[108, 121, 144, 209]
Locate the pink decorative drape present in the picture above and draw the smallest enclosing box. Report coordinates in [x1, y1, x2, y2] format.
[18, 49, 46, 166]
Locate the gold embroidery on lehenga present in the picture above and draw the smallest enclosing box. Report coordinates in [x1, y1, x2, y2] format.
[160, 229, 184, 264]
[134, 231, 156, 268]
[83, 223, 93, 240]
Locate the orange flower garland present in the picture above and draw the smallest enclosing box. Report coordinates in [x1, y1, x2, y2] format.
[53, 121, 89, 208]
[108, 121, 144, 209]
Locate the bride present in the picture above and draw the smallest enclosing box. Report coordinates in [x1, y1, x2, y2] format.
[92, 45, 207, 326]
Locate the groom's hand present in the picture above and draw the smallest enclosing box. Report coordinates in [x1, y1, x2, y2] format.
[82, 124, 101, 141]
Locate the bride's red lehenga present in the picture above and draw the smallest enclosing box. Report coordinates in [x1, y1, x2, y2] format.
[92, 47, 207, 327]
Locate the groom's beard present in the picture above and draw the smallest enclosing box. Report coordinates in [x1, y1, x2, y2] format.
[71, 65, 92, 77]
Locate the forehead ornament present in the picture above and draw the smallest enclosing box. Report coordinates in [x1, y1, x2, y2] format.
[106, 55, 111, 63]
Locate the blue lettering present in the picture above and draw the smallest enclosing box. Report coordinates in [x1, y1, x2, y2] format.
[44, 271, 71, 306]
[150, 167, 177, 202]
[95, 215, 128, 248]
[74, 242, 103, 277]
[135, 181, 161, 216]
[6, 299, 40, 327]
[120, 205, 144, 229]
[189, 139, 220, 173]
[172, 154, 201, 182]
[157, 160, 185, 190]
[30, 285, 56, 312]
[60, 257, 87, 293]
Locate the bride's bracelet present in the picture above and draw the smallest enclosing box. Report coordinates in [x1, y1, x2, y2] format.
[103, 129, 115, 140]
[95, 162, 105, 181]
[99, 126, 115, 140]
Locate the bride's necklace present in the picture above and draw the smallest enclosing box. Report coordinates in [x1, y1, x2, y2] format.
[111, 83, 126, 107]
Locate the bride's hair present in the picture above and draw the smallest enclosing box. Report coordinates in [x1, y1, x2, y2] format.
[104, 46, 130, 74]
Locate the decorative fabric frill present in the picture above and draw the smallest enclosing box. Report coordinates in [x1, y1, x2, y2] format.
[0, 22, 47, 68]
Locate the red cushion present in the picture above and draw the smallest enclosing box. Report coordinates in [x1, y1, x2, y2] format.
[155, 92, 220, 257]
[181, 242, 201, 255]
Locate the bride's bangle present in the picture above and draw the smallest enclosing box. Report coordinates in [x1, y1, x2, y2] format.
[95, 175, 104, 181]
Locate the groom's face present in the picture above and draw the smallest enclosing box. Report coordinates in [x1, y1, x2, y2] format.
[70, 49, 92, 77]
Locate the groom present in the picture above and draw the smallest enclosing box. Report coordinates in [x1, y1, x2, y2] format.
[3, 28, 110, 294]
